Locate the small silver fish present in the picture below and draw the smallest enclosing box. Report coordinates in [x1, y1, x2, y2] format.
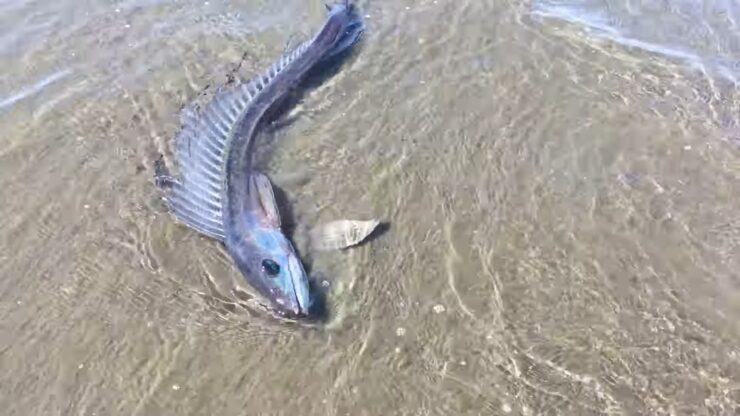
[155, 2, 364, 319]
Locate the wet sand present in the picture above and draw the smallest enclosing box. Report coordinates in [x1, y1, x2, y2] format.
[1, 1, 739, 414]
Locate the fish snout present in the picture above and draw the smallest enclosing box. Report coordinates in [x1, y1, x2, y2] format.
[287, 255, 311, 314]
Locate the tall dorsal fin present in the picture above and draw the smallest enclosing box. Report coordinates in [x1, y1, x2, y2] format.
[162, 41, 312, 240]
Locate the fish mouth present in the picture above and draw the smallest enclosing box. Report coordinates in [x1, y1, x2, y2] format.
[270, 292, 304, 318]
[272, 299, 307, 320]
[268, 255, 311, 318]
[287, 255, 310, 316]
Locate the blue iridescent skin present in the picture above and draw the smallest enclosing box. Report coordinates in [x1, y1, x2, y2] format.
[224, 173, 313, 317]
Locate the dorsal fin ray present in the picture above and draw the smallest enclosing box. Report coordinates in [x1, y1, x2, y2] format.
[163, 40, 311, 241]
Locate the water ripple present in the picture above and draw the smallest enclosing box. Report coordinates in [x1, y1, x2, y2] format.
[0, 68, 72, 113]
[532, 0, 740, 82]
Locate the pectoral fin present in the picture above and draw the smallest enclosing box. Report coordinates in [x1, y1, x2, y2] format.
[249, 172, 281, 228]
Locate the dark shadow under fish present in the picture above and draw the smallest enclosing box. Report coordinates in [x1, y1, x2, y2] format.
[154, 2, 365, 319]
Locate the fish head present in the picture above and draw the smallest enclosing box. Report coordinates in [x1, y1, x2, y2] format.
[227, 173, 312, 318]
[242, 226, 312, 318]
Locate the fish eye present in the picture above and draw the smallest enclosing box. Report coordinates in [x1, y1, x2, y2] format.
[261, 259, 280, 277]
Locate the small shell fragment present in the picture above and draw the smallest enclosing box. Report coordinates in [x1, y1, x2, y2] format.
[309, 219, 380, 251]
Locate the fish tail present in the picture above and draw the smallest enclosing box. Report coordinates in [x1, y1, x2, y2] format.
[320, 1, 365, 59]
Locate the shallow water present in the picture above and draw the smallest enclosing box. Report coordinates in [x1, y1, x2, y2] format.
[1, 0, 739, 415]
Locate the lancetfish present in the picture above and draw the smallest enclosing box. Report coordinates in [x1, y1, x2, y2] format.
[155, 2, 364, 318]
